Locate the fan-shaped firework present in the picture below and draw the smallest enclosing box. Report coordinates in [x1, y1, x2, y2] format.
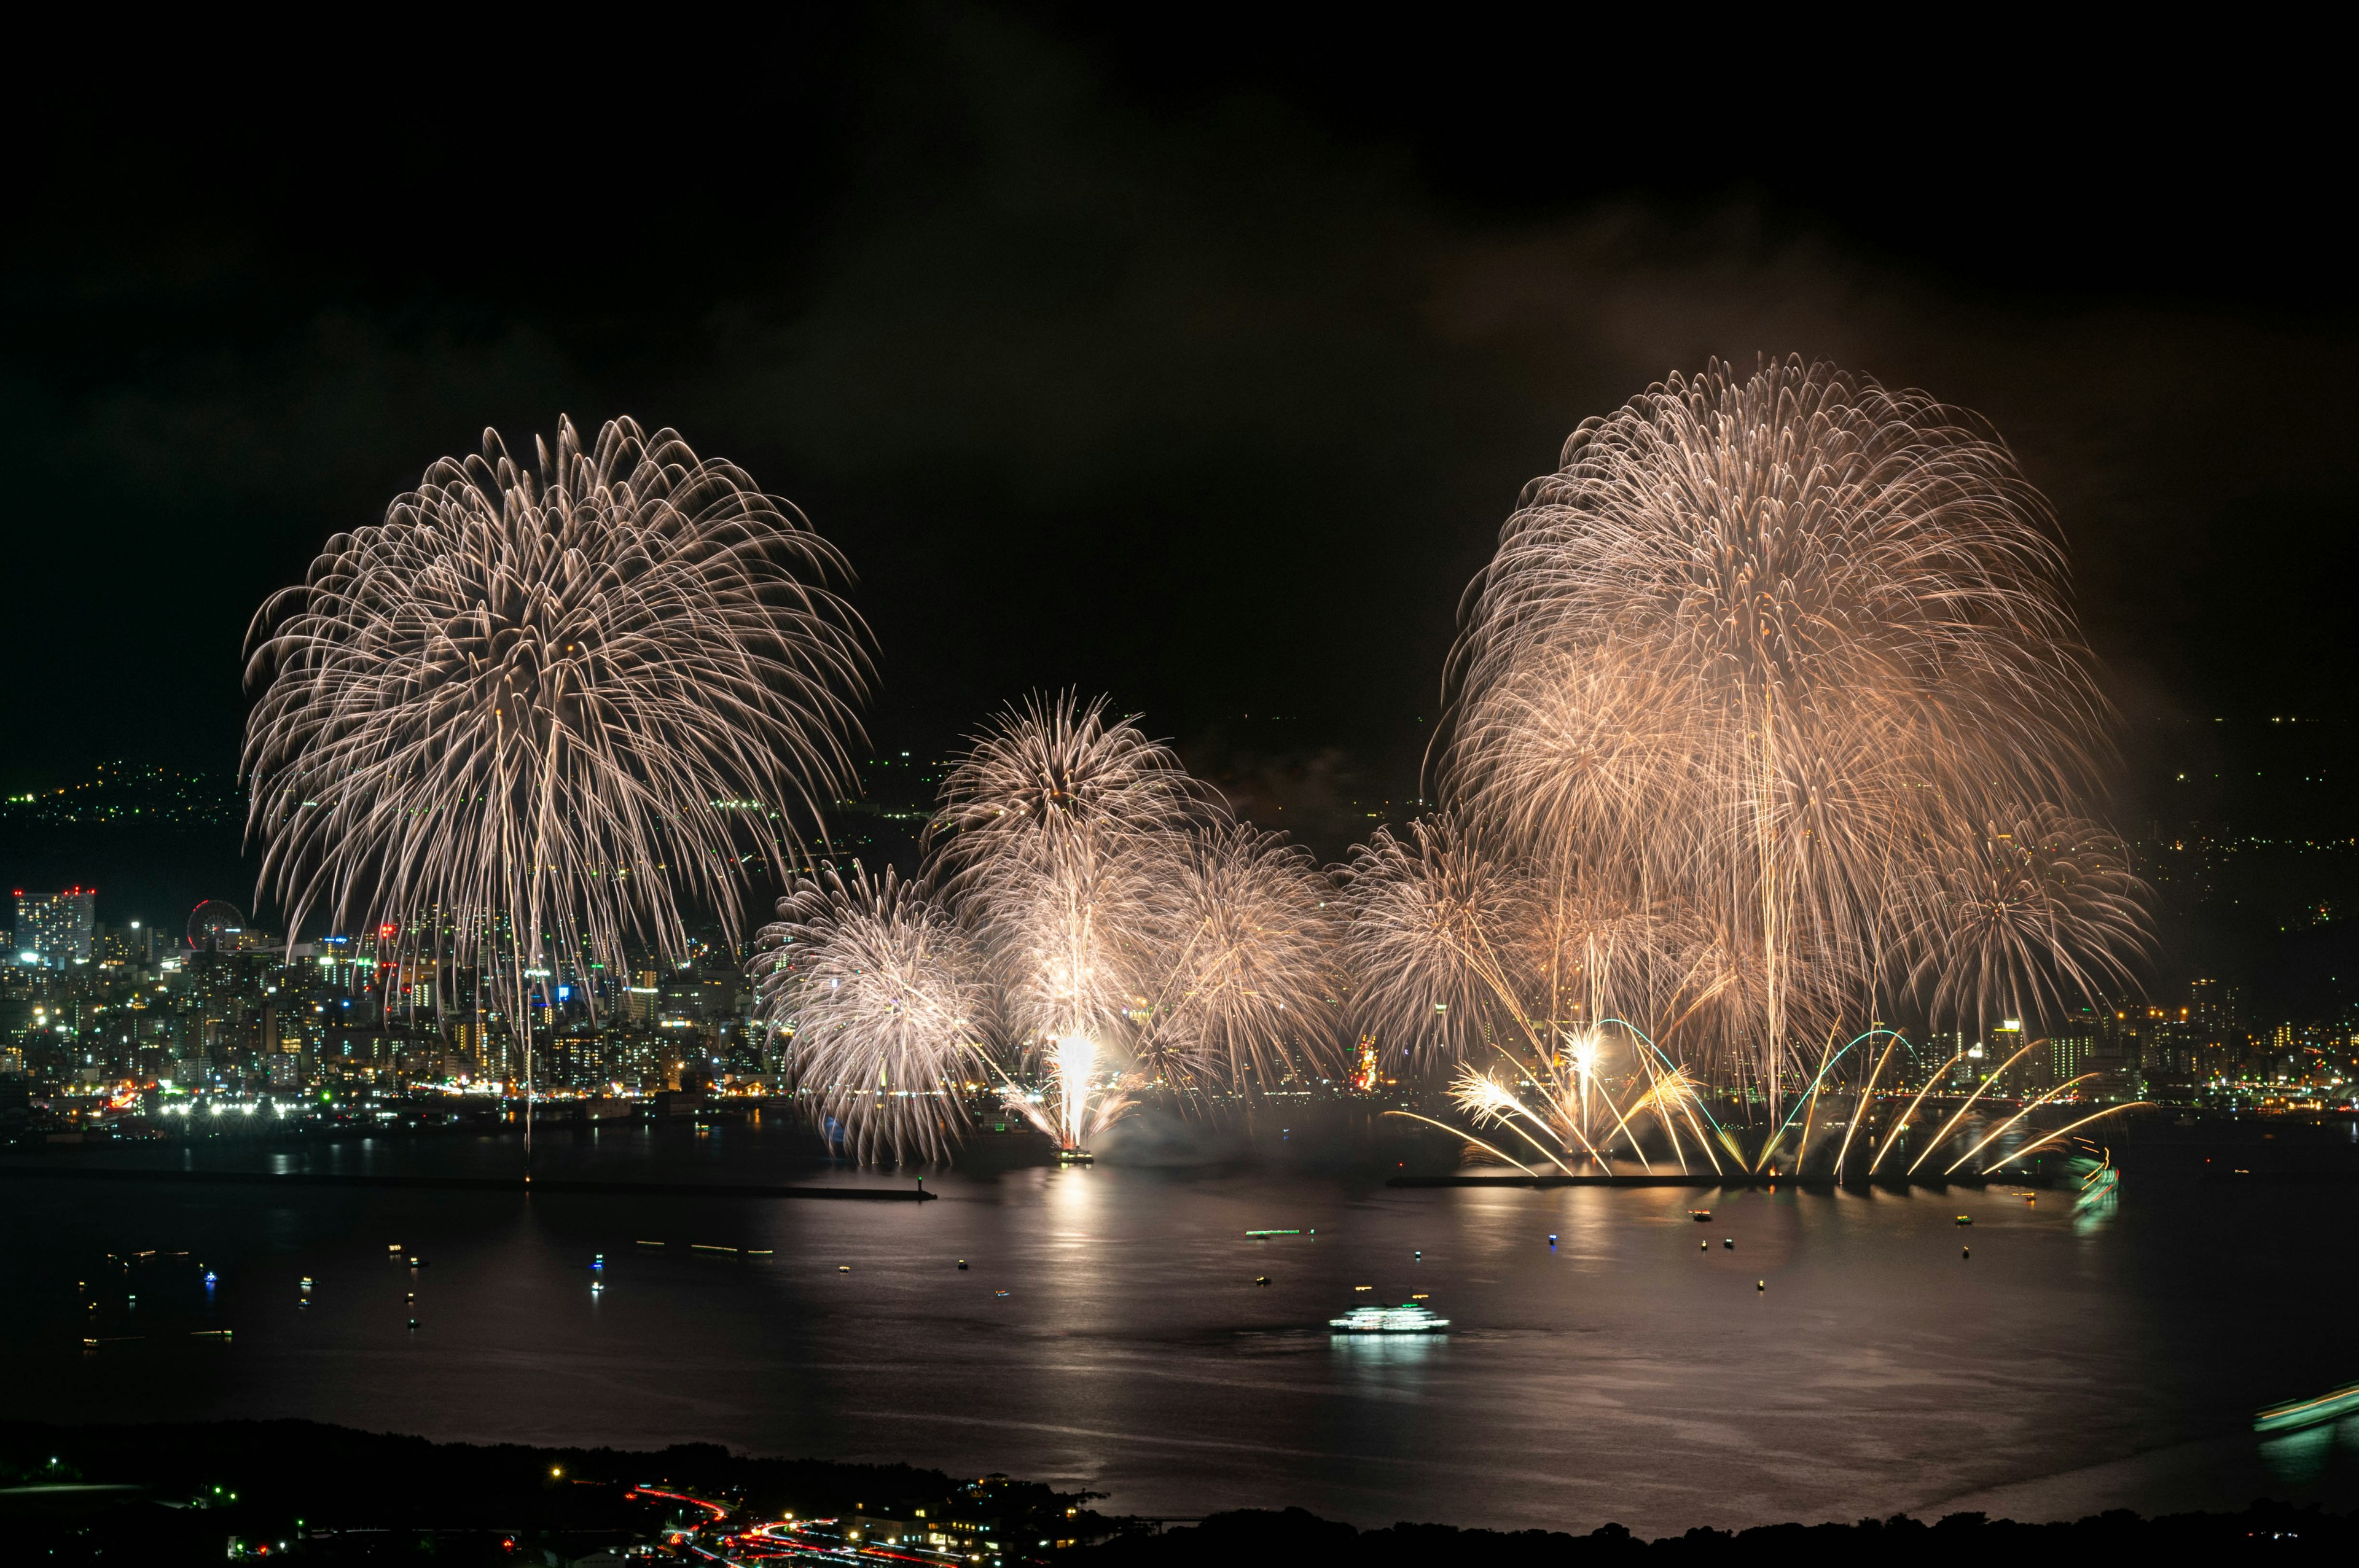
[1339, 813, 1718, 1166]
[1000, 1032, 1140, 1152]
[1438, 357, 2146, 1109]
[756, 864, 988, 1164]
[244, 415, 870, 1142]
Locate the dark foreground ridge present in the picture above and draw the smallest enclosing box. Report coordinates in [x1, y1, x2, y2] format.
[1, 1418, 1082, 1561]
[1, 1419, 2348, 1563]
[0, 1163, 935, 1199]
[1076, 1504, 2353, 1565]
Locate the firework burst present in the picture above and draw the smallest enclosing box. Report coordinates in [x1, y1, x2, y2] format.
[772, 693, 1340, 1161]
[1435, 357, 2146, 1110]
[1903, 806, 2148, 1029]
[1334, 814, 1532, 1066]
[930, 693, 1202, 1074]
[1133, 822, 1342, 1091]
[756, 864, 988, 1164]
[245, 416, 870, 1147]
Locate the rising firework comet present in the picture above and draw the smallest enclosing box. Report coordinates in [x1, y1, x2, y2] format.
[756, 864, 988, 1164]
[245, 416, 870, 1155]
[1436, 356, 2148, 1115]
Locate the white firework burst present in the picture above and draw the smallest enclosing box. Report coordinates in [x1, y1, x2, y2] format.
[756, 863, 988, 1164]
[243, 415, 869, 1148]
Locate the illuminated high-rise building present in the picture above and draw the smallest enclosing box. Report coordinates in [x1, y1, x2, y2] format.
[14, 887, 95, 967]
[2049, 1032, 2093, 1085]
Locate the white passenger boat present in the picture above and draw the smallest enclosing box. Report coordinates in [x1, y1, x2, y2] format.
[1328, 1300, 1450, 1333]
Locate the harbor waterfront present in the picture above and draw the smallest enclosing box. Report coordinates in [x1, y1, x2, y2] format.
[4, 1121, 2357, 1536]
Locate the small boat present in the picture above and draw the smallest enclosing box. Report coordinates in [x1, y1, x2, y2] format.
[2256, 1383, 2359, 1433]
[1057, 1149, 1094, 1165]
[1329, 1301, 1450, 1334]
[1689, 1210, 1712, 1222]
[1954, 1215, 1973, 1227]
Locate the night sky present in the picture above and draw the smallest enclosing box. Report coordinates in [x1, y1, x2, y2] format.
[6, 12, 2349, 898]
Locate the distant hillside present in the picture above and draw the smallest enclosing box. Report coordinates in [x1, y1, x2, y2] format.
[0, 763, 250, 931]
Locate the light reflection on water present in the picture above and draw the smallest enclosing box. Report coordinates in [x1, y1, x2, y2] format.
[2, 1131, 2357, 1534]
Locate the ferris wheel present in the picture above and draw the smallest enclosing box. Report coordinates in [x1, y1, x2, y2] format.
[187, 899, 246, 952]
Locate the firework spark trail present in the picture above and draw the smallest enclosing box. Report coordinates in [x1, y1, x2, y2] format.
[1751, 1026, 1904, 1173]
[1450, 1068, 1581, 1172]
[1794, 1031, 1853, 1165]
[1869, 1052, 1966, 1174]
[996, 1033, 1140, 1152]
[1903, 807, 2149, 1028]
[1334, 814, 1533, 1068]
[1571, 1041, 1656, 1172]
[244, 416, 869, 1158]
[1942, 1074, 2099, 1176]
[1610, 1023, 1727, 1172]
[1990, 1105, 2154, 1174]
[1336, 816, 1697, 1106]
[1383, 1109, 1541, 1176]
[1629, 1060, 1702, 1169]
[1438, 357, 2149, 1113]
[1832, 1039, 1896, 1180]
[1903, 1035, 2045, 1176]
[931, 692, 1201, 1064]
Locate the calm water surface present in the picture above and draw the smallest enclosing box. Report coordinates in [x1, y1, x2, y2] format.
[4, 1123, 2357, 1534]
